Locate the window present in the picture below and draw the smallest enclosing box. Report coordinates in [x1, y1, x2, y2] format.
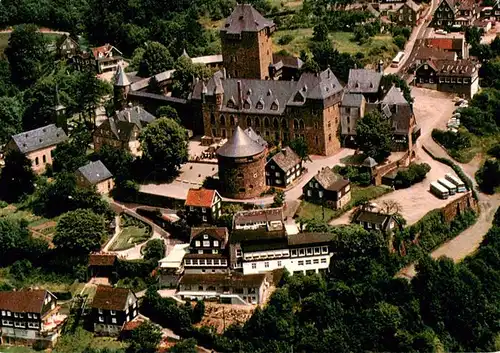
[214, 240, 219, 247]
[252, 263, 257, 269]
[207, 259, 212, 265]
[35, 157, 39, 166]
[99, 316, 104, 322]
[202, 216, 207, 222]
[2, 320, 12, 326]
[220, 115, 226, 125]
[199, 259, 206, 265]
[203, 240, 210, 247]
[185, 259, 191, 265]
[264, 261, 269, 268]
[32, 314, 36, 319]
[42, 155, 46, 163]
[210, 113, 216, 124]
[298, 260, 304, 266]
[202, 207, 206, 213]
[291, 250, 297, 257]
[192, 259, 199, 265]
[321, 258, 327, 263]
[322, 246, 328, 254]
[264, 117, 270, 127]
[314, 247, 320, 254]
[195, 241, 200, 247]
[277, 260, 282, 267]
[236, 249, 242, 257]
[230, 115, 236, 126]
[1, 311, 4, 316]
[110, 310, 116, 316]
[306, 260, 312, 265]
[319, 190, 323, 198]
[306, 248, 313, 255]
[299, 249, 305, 256]
[14, 313, 18, 318]
[313, 259, 319, 264]
[112, 318, 117, 324]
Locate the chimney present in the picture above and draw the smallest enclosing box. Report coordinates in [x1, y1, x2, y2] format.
[281, 148, 287, 156]
[237, 80, 243, 109]
[126, 111, 131, 122]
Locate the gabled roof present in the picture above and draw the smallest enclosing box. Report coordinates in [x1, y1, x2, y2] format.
[244, 127, 268, 148]
[89, 253, 117, 267]
[414, 44, 457, 61]
[91, 44, 122, 60]
[0, 289, 51, 313]
[290, 68, 343, 103]
[56, 34, 78, 48]
[353, 210, 394, 230]
[91, 285, 135, 311]
[221, 4, 275, 34]
[77, 160, 113, 184]
[190, 227, 228, 243]
[363, 156, 378, 167]
[271, 54, 304, 69]
[268, 147, 301, 172]
[11, 124, 68, 154]
[95, 118, 137, 142]
[115, 106, 156, 128]
[217, 126, 265, 158]
[347, 69, 383, 94]
[406, 0, 421, 12]
[185, 188, 220, 208]
[382, 85, 409, 105]
[342, 93, 364, 107]
[310, 167, 349, 191]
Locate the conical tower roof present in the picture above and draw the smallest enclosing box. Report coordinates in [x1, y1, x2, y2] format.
[217, 126, 265, 158]
[114, 64, 130, 87]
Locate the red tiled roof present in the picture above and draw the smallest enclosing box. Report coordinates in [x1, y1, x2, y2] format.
[89, 253, 117, 267]
[0, 289, 48, 313]
[185, 188, 217, 208]
[426, 38, 463, 51]
[91, 285, 135, 311]
[122, 319, 143, 331]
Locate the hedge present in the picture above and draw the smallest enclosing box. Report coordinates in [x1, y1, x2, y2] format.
[422, 145, 479, 200]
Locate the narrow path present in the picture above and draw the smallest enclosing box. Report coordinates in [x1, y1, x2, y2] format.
[103, 215, 121, 252]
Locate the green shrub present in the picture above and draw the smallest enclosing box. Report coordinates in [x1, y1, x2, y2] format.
[334, 165, 371, 186]
[394, 163, 431, 189]
[393, 35, 406, 50]
[475, 159, 500, 194]
[432, 129, 472, 151]
[277, 34, 294, 45]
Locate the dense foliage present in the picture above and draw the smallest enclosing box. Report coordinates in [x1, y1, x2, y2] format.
[394, 163, 431, 189]
[476, 159, 500, 194]
[0, 150, 36, 203]
[356, 110, 394, 162]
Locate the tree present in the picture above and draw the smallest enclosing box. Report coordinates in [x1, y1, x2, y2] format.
[192, 300, 205, 323]
[288, 137, 309, 161]
[356, 110, 393, 163]
[143, 239, 165, 261]
[380, 200, 402, 215]
[465, 27, 484, 47]
[310, 40, 362, 82]
[157, 106, 181, 123]
[393, 35, 406, 50]
[312, 23, 329, 42]
[167, 338, 197, 353]
[0, 96, 23, 144]
[127, 321, 162, 353]
[5, 24, 50, 88]
[475, 159, 500, 194]
[139, 117, 188, 178]
[138, 41, 174, 77]
[91, 144, 134, 184]
[52, 141, 88, 173]
[171, 56, 213, 99]
[272, 190, 285, 207]
[53, 209, 107, 255]
[0, 150, 36, 203]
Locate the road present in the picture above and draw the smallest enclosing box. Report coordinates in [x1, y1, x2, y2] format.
[384, 0, 439, 76]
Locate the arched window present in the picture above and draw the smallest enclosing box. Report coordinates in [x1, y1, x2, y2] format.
[35, 157, 39, 166]
[328, 134, 332, 141]
[220, 115, 226, 125]
[299, 120, 305, 129]
[246, 117, 252, 127]
[230, 115, 235, 126]
[275, 132, 280, 141]
[315, 136, 319, 145]
[264, 117, 270, 128]
[281, 119, 287, 129]
[293, 119, 299, 129]
[255, 117, 261, 127]
[210, 113, 215, 124]
[273, 118, 279, 129]
[42, 155, 46, 164]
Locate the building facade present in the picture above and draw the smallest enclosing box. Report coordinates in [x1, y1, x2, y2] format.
[183, 227, 230, 274]
[302, 168, 351, 209]
[184, 188, 222, 223]
[389, 0, 421, 27]
[233, 207, 284, 231]
[76, 160, 114, 194]
[265, 147, 303, 187]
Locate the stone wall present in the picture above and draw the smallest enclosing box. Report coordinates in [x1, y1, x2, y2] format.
[441, 191, 478, 223]
[373, 151, 411, 185]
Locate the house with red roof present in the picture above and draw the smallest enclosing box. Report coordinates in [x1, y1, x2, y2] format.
[185, 188, 222, 224]
[0, 289, 67, 348]
[91, 44, 123, 74]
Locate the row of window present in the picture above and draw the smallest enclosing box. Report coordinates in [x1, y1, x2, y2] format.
[1, 311, 38, 319]
[210, 114, 306, 130]
[194, 240, 220, 248]
[251, 260, 282, 269]
[1, 320, 40, 329]
[418, 77, 471, 84]
[245, 251, 289, 261]
[291, 246, 329, 257]
[183, 284, 257, 294]
[297, 258, 328, 266]
[185, 258, 228, 266]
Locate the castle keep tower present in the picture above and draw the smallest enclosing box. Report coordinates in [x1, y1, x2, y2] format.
[220, 4, 276, 80]
[113, 65, 131, 110]
[217, 126, 267, 199]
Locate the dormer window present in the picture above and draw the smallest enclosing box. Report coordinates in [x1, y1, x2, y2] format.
[267, 89, 272, 96]
[247, 88, 252, 95]
[256, 99, 264, 110]
[293, 91, 305, 102]
[271, 101, 279, 111]
[244, 98, 251, 109]
[355, 82, 360, 88]
[227, 97, 236, 109]
[302, 85, 308, 92]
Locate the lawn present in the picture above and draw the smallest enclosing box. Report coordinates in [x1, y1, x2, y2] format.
[340, 153, 367, 165]
[450, 133, 500, 164]
[296, 185, 392, 222]
[108, 225, 151, 251]
[0, 32, 63, 54]
[0, 346, 38, 353]
[54, 327, 128, 353]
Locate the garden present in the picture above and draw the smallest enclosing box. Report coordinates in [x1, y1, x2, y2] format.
[108, 214, 152, 251]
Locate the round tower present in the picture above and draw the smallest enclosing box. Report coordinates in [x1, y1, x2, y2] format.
[217, 126, 267, 199]
[113, 64, 131, 111]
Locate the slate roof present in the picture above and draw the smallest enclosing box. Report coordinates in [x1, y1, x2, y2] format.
[363, 156, 378, 167]
[382, 86, 409, 105]
[244, 127, 268, 148]
[342, 93, 364, 107]
[114, 65, 130, 87]
[77, 160, 113, 184]
[312, 167, 349, 191]
[11, 124, 68, 154]
[415, 45, 457, 61]
[185, 188, 219, 208]
[290, 69, 343, 103]
[221, 4, 275, 34]
[271, 54, 304, 69]
[89, 253, 117, 267]
[180, 272, 267, 288]
[287, 232, 333, 246]
[217, 126, 265, 158]
[435, 59, 478, 78]
[230, 229, 287, 244]
[406, 0, 421, 12]
[91, 285, 134, 311]
[95, 118, 137, 142]
[190, 227, 228, 243]
[347, 69, 383, 94]
[269, 147, 301, 172]
[115, 106, 156, 128]
[233, 208, 284, 227]
[0, 290, 49, 313]
[353, 210, 394, 230]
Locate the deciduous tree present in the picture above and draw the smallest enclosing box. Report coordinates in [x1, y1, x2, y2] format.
[127, 321, 162, 353]
[0, 150, 36, 203]
[138, 41, 174, 77]
[356, 109, 393, 163]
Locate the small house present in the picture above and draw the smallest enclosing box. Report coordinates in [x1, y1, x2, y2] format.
[183, 227, 230, 274]
[266, 147, 302, 187]
[56, 35, 79, 59]
[352, 210, 399, 233]
[88, 253, 118, 278]
[302, 168, 351, 209]
[91, 286, 138, 336]
[76, 160, 114, 194]
[91, 44, 123, 74]
[184, 188, 222, 224]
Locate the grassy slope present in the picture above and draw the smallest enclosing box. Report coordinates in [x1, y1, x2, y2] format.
[108, 225, 150, 251]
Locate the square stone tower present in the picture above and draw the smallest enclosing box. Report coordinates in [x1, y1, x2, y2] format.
[220, 4, 276, 80]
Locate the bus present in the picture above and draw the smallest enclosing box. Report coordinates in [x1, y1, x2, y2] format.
[445, 173, 467, 193]
[391, 52, 405, 68]
[430, 181, 449, 199]
[438, 178, 457, 195]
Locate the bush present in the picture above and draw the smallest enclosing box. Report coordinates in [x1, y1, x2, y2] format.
[334, 165, 371, 186]
[432, 129, 472, 150]
[277, 34, 294, 45]
[393, 35, 406, 50]
[475, 159, 500, 194]
[394, 163, 431, 189]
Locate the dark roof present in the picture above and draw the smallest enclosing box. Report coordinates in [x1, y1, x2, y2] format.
[353, 210, 392, 226]
[190, 227, 228, 243]
[287, 232, 333, 246]
[180, 272, 267, 288]
[382, 86, 409, 105]
[290, 69, 343, 102]
[217, 126, 265, 158]
[0, 290, 49, 313]
[89, 253, 117, 266]
[77, 160, 113, 184]
[347, 69, 383, 94]
[362, 157, 378, 167]
[115, 106, 156, 128]
[272, 54, 304, 69]
[242, 237, 289, 252]
[414, 45, 457, 61]
[185, 188, 219, 208]
[435, 59, 478, 78]
[269, 147, 301, 172]
[11, 124, 68, 154]
[91, 285, 135, 311]
[221, 4, 275, 34]
[95, 118, 137, 142]
[126, 91, 188, 105]
[114, 65, 130, 87]
[244, 127, 268, 148]
[230, 229, 287, 244]
[342, 93, 364, 107]
[311, 168, 349, 191]
[233, 207, 284, 227]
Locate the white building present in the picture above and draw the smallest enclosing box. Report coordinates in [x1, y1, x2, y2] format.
[233, 207, 284, 231]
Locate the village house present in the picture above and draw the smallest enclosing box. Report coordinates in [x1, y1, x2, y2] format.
[0, 289, 67, 348]
[56, 34, 79, 59]
[432, 0, 480, 29]
[158, 244, 190, 287]
[6, 124, 68, 174]
[265, 147, 303, 187]
[302, 167, 351, 209]
[413, 45, 457, 67]
[480, 0, 500, 21]
[418, 36, 468, 59]
[76, 160, 114, 194]
[88, 253, 118, 278]
[184, 188, 222, 223]
[388, 0, 421, 27]
[352, 209, 400, 233]
[233, 207, 284, 231]
[91, 44, 123, 74]
[414, 59, 480, 99]
[90, 285, 138, 336]
[183, 227, 230, 274]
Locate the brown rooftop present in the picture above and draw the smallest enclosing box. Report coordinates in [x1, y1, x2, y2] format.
[89, 253, 117, 267]
[91, 285, 135, 311]
[0, 289, 49, 313]
[233, 207, 284, 226]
